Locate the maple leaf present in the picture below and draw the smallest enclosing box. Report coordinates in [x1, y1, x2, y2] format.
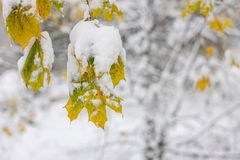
[86, 94, 107, 129]
[110, 56, 125, 87]
[65, 56, 123, 129]
[6, 4, 41, 48]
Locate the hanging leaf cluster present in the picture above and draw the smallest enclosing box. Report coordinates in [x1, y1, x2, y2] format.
[66, 56, 124, 128]
[4, 0, 64, 92]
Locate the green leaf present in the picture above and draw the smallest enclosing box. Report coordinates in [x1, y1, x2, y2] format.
[65, 56, 123, 129]
[20, 39, 52, 92]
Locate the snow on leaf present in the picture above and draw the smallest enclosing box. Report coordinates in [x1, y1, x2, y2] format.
[110, 56, 125, 87]
[66, 20, 125, 128]
[19, 32, 54, 92]
[36, 0, 52, 20]
[6, 4, 41, 48]
[65, 56, 123, 129]
[86, 91, 107, 129]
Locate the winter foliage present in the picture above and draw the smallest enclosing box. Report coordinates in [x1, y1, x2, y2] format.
[1, 0, 240, 160]
[2, 0, 125, 128]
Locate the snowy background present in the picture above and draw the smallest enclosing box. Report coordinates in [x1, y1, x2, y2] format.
[1, 0, 240, 160]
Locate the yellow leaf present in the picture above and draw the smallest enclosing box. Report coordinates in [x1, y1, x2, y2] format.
[91, 8, 102, 19]
[103, 9, 113, 21]
[36, 0, 52, 20]
[86, 101, 107, 129]
[206, 46, 214, 57]
[65, 97, 84, 122]
[200, 1, 213, 16]
[196, 76, 211, 92]
[181, 0, 200, 17]
[110, 56, 125, 87]
[6, 5, 41, 48]
[106, 95, 122, 113]
[209, 17, 233, 33]
[2, 126, 12, 137]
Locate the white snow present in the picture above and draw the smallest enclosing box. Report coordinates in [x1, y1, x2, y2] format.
[67, 20, 125, 93]
[41, 31, 55, 69]
[70, 20, 125, 73]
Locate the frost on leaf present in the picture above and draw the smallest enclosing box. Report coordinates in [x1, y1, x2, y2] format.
[18, 32, 54, 92]
[65, 20, 125, 129]
[6, 4, 41, 48]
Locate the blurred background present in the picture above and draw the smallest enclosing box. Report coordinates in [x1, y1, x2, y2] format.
[1, 0, 240, 160]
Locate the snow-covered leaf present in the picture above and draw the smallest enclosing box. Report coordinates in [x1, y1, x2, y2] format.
[19, 32, 54, 92]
